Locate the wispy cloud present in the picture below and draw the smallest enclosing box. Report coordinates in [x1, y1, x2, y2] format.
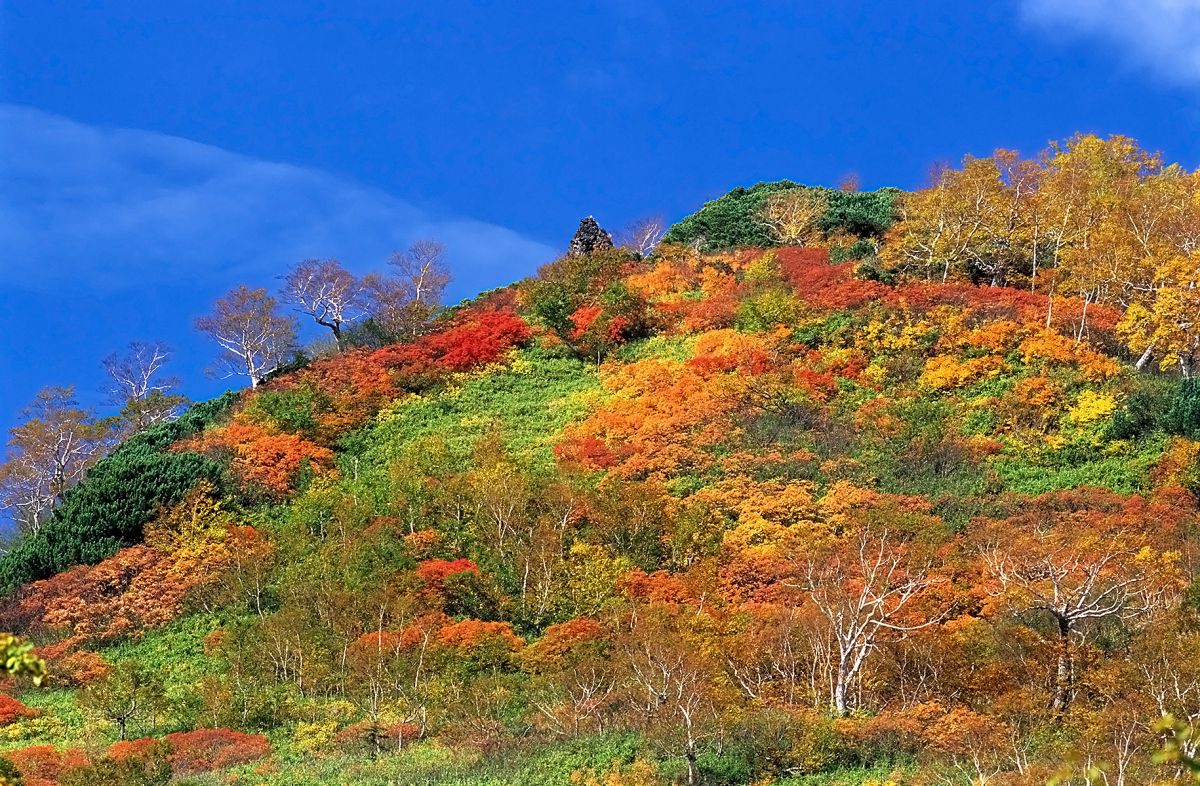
[0, 105, 557, 295]
[1020, 0, 1200, 85]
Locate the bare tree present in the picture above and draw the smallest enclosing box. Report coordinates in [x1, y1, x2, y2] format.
[0, 387, 113, 533]
[102, 341, 187, 431]
[366, 240, 452, 341]
[789, 525, 945, 716]
[361, 273, 407, 343]
[760, 189, 828, 246]
[979, 524, 1174, 715]
[618, 216, 665, 257]
[391, 240, 450, 308]
[195, 286, 297, 388]
[619, 611, 730, 786]
[280, 259, 366, 350]
[79, 660, 167, 741]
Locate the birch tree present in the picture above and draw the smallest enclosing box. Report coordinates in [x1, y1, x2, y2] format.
[102, 341, 187, 431]
[0, 387, 112, 533]
[364, 240, 452, 341]
[195, 286, 297, 388]
[973, 492, 1183, 716]
[790, 523, 946, 716]
[280, 258, 366, 350]
[618, 609, 728, 786]
[760, 189, 828, 246]
[619, 216, 666, 257]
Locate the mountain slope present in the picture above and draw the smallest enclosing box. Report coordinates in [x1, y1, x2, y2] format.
[1, 164, 1200, 785]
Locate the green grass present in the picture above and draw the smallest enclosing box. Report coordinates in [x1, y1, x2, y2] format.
[991, 435, 1167, 495]
[193, 738, 913, 786]
[103, 612, 225, 688]
[352, 353, 599, 473]
[614, 334, 692, 363]
[0, 613, 229, 751]
[776, 764, 913, 785]
[0, 688, 90, 751]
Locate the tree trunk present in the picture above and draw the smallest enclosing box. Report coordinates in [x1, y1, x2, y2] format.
[1135, 342, 1156, 371]
[833, 667, 849, 716]
[1052, 616, 1072, 717]
[370, 721, 382, 758]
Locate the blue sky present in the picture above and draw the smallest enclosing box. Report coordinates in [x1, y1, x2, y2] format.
[2, 0, 1200, 439]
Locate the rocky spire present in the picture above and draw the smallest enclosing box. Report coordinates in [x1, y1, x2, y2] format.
[567, 216, 614, 257]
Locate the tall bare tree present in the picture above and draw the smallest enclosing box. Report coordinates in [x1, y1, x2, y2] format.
[102, 341, 187, 432]
[366, 240, 451, 341]
[280, 259, 366, 350]
[392, 240, 451, 307]
[618, 216, 665, 257]
[195, 286, 297, 388]
[789, 524, 945, 716]
[0, 387, 113, 533]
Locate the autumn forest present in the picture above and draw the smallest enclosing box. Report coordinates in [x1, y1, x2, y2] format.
[3, 134, 1200, 785]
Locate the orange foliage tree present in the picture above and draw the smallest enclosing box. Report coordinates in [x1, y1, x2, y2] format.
[182, 421, 334, 498]
[786, 500, 952, 716]
[972, 489, 1188, 715]
[556, 356, 756, 480]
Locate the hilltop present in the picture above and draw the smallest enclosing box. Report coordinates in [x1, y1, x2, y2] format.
[0, 134, 1199, 785]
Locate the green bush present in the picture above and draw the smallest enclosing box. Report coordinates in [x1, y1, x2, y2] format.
[735, 288, 803, 331]
[242, 383, 328, 439]
[830, 238, 878, 263]
[793, 311, 858, 348]
[991, 440, 1164, 496]
[59, 742, 172, 786]
[524, 250, 636, 337]
[662, 181, 898, 252]
[348, 353, 598, 474]
[1162, 378, 1200, 438]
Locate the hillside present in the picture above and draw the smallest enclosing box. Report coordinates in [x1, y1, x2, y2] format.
[1, 135, 1199, 785]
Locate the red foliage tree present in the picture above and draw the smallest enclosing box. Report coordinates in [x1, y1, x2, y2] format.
[374, 309, 533, 378]
[29, 546, 189, 647]
[106, 737, 161, 763]
[437, 619, 524, 673]
[618, 569, 696, 606]
[274, 349, 398, 437]
[777, 247, 888, 309]
[522, 618, 609, 674]
[416, 558, 480, 593]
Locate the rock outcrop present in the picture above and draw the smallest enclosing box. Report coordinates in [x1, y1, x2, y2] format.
[567, 216, 614, 257]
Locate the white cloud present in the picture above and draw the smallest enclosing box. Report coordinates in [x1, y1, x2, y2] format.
[0, 104, 557, 295]
[1020, 0, 1200, 85]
